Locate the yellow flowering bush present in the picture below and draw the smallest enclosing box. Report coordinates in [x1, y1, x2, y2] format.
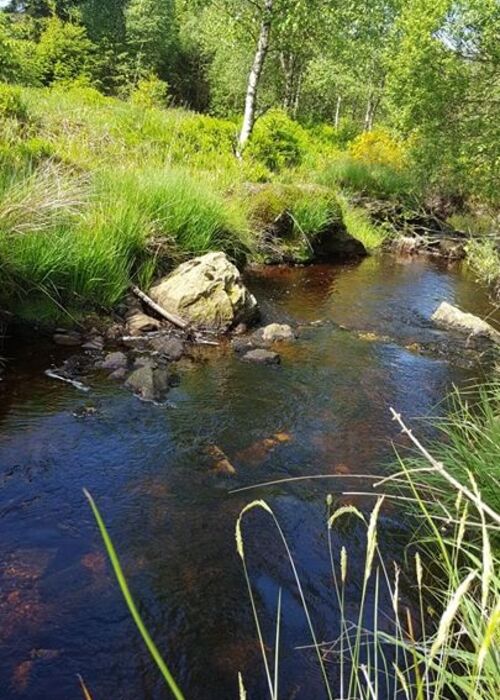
[349, 128, 407, 170]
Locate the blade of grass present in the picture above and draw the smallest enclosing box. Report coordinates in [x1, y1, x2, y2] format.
[83, 489, 185, 700]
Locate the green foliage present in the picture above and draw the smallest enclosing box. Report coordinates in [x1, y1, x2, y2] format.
[125, 0, 176, 78]
[248, 109, 308, 172]
[0, 83, 28, 120]
[129, 75, 169, 109]
[319, 156, 416, 200]
[36, 16, 97, 86]
[387, 0, 500, 206]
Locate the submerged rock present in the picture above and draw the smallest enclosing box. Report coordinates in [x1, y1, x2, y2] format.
[124, 365, 171, 402]
[82, 336, 104, 352]
[149, 252, 259, 332]
[232, 322, 295, 353]
[100, 351, 128, 371]
[109, 367, 127, 381]
[261, 323, 295, 343]
[53, 332, 82, 346]
[148, 335, 185, 360]
[242, 349, 281, 365]
[432, 302, 500, 344]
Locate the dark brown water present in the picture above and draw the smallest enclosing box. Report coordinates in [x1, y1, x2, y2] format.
[0, 255, 497, 700]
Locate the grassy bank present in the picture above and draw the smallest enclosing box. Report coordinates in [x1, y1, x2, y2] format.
[0, 83, 409, 323]
[0, 82, 498, 324]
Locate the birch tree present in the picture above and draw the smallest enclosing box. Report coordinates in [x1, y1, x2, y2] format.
[236, 0, 274, 157]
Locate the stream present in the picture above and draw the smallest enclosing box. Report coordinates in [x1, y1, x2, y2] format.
[0, 254, 497, 700]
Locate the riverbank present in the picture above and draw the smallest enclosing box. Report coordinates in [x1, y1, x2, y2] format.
[1, 83, 498, 333]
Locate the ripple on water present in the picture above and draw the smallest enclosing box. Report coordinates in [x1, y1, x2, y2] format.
[0, 255, 497, 699]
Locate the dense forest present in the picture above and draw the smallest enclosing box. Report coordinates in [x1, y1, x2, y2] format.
[1, 0, 498, 204]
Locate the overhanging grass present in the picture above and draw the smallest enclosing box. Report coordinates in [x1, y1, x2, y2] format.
[339, 197, 389, 251]
[465, 238, 500, 295]
[98, 168, 251, 259]
[0, 164, 252, 319]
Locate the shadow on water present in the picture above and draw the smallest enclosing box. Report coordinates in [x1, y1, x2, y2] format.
[0, 255, 497, 699]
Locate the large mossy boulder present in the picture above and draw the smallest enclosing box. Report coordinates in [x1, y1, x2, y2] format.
[149, 252, 258, 332]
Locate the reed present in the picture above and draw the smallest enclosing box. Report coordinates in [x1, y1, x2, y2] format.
[236, 388, 500, 699]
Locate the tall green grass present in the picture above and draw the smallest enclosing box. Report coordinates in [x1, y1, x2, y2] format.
[319, 156, 416, 201]
[340, 196, 389, 251]
[0, 163, 251, 319]
[235, 386, 500, 699]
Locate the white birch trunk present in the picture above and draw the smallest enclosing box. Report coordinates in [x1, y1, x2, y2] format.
[334, 95, 342, 128]
[364, 94, 373, 132]
[236, 0, 274, 158]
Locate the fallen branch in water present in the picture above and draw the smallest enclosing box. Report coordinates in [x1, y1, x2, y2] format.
[45, 369, 90, 392]
[131, 285, 188, 330]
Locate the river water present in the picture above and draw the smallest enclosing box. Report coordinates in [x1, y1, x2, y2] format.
[0, 254, 496, 699]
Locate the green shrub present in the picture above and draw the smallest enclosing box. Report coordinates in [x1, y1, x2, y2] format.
[0, 83, 28, 121]
[248, 109, 308, 172]
[308, 118, 360, 150]
[466, 238, 500, 291]
[54, 79, 107, 106]
[130, 76, 169, 109]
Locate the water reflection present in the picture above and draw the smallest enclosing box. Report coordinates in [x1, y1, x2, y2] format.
[0, 255, 496, 699]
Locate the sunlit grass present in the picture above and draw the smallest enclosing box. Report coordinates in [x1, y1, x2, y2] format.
[340, 196, 389, 251]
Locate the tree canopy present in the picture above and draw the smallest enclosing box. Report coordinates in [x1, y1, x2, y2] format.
[0, 0, 498, 203]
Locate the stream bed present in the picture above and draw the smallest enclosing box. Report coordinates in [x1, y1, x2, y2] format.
[0, 254, 497, 699]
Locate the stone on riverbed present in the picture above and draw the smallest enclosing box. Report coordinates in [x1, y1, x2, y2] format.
[261, 323, 295, 343]
[232, 323, 295, 353]
[432, 302, 500, 344]
[99, 351, 128, 371]
[149, 252, 259, 332]
[53, 332, 82, 346]
[242, 349, 281, 365]
[124, 365, 171, 402]
[126, 312, 161, 335]
[148, 335, 185, 360]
